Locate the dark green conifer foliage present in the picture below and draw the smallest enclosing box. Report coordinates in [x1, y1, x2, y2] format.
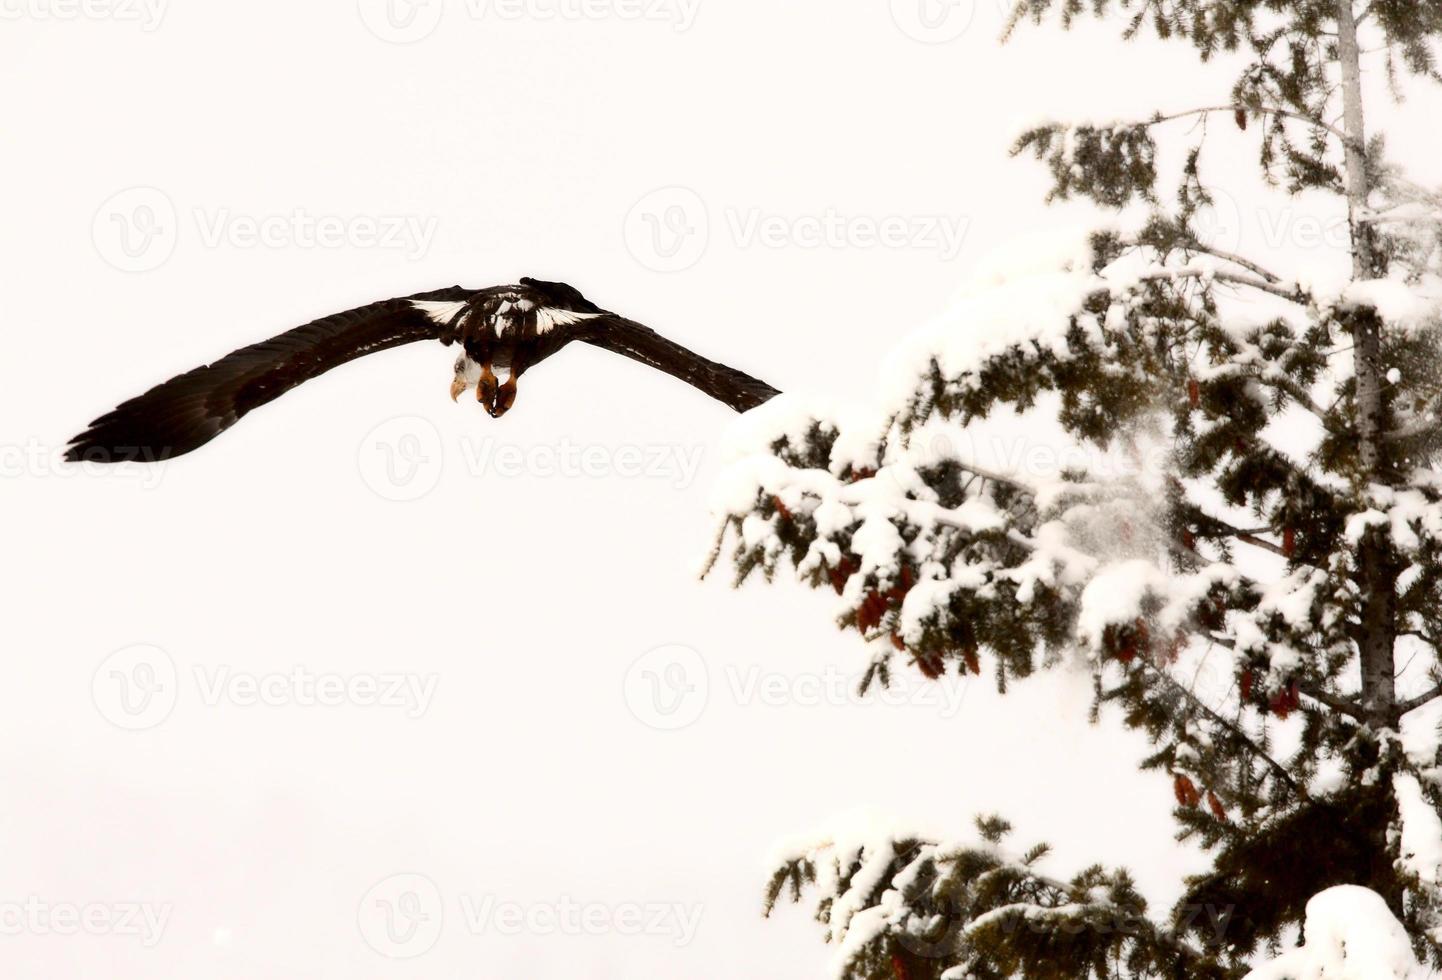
[711, 2, 1442, 976]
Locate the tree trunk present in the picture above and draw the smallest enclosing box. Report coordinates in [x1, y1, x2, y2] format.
[1335, 0, 1398, 734]
[1334, 0, 1406, 923]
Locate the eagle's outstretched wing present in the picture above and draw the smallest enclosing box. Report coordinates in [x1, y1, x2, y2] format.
[65, 285, 476, 463]
[582, 317, 780, 413]
[67, 282, 782, 464]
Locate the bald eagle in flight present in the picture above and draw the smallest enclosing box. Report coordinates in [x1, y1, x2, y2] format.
[66, 278, 780, 463]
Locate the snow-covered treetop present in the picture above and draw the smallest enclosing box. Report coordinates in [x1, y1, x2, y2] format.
[713, 1, 1442, 976]
[712, 213, 1442, 978]
[710, 222, 1442, 738]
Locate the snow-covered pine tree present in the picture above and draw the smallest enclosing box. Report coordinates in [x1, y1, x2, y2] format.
[707, 2, 1442, 977]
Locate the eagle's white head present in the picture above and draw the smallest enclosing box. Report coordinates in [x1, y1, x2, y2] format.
[449, 352, 516, 417]
[449, 354, 483, 402]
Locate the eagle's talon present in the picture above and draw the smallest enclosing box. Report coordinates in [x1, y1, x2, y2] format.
[478, 364, 498, 414]
[494, 379, 517, 417]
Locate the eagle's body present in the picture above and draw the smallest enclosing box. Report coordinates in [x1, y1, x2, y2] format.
[65, 278, 779, 464]
[414, 279, 607, 414]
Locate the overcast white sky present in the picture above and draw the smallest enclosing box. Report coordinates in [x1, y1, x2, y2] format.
[6, 1, 1442, 977]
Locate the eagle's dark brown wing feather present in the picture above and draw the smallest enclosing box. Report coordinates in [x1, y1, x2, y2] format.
[66, 286, 475, 463]
[582, 317, 780, 413]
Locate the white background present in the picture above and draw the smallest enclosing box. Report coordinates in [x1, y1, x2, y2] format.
[6, 1, 1442, 976]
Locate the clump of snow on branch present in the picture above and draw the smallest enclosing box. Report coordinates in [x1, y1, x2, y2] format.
[878, 227, 1104, 410]
[1395, 773, 1442, 891]
[1244, 886, 1434, 980]
[766, 810, 944, 973]
[765, 812, 1192, 980]
[1334, 278, 1442, 335]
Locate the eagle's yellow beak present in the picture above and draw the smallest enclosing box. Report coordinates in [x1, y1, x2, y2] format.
[450, 378, 468, 402]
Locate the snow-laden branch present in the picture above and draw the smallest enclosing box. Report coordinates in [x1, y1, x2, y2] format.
[1398, 678, 1442, 715]
[1131, 648, 1306, 794]
[1131, 264, 1310, 306]
[1388, 393, 1442, 442]
[1244, 887, 1432, 979]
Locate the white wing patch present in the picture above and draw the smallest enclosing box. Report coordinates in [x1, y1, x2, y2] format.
[535, 308, 602, 334]
[413, 296, 598, 336]
[411, 300, 470, 326]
